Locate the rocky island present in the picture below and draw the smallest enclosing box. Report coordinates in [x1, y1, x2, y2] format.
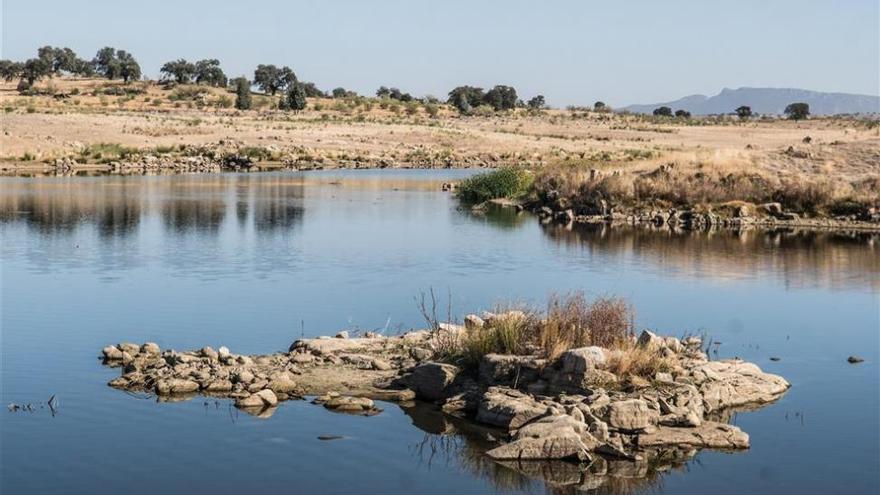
[102, 306, 789, 488]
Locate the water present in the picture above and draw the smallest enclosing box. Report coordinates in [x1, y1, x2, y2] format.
[1, 170, 878, 494]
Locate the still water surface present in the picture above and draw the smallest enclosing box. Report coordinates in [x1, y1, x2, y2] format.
[1, 170, 878, 494]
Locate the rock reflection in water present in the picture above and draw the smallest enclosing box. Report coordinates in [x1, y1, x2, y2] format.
[541, 222, 879, 291]
[401, 402, 696, 495]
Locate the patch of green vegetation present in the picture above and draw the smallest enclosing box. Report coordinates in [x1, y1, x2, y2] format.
[457, 168, 533, 203]
[80, 142, 138, 163]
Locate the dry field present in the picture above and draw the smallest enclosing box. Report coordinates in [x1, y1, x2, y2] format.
[1, 77, 878, 183]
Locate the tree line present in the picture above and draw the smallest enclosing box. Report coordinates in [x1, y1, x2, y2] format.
[2, 45, 814, 119]
[652, 103, 810, 120]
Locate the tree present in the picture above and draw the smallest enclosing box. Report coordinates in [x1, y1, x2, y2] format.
[92, 47, 119, 79]
[784, 102, 810, 120]
[194, 59, 227, 87]
[653, 106, 673, 117]
[72, 58, 95, 77]
[21, 58, 52, 86]
[447, 86, 488, 113]
[161, 59, 196, 84]
[234, 77, 252, 110]
[0, 60, 23, 82]
[253, 64, 296, 95]
[299, 81, 324, 98]
[593, 101, 607, 112]
[527, 95, 546, 110]
[332, 87, 354, 98]
[285, 82, 307, 111]
[674, 109, 691, 118]
[116, 51, 141, 83]
[735, 106, 752, 119]
[51, 47, 78, 74]
[376, 86, 391, 98]
[483, 85, 518, 111]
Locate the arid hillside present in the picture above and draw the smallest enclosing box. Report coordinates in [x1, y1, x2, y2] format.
[2, 77, 878, 184]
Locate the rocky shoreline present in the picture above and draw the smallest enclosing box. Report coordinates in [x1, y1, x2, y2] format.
[102, 319, 789, 487]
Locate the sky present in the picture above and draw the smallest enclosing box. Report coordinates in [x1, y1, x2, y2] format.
[1, 0, 878, 107]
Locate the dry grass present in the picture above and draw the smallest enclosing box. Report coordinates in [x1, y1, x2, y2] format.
[605, 341, 674, 378]
[446, 293, 637, 368]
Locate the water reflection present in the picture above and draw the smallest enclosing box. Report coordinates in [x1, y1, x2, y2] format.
[540, 222, 880, 291]
[402, 402, 693, 495]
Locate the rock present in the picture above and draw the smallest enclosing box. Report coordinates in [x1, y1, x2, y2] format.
[204, 379, 233, 392]
[323, 396, 375, 412]
[638, 422, 749, 449]
[371, 358, 392, 371]
[636, 330, 663, 349]
[291, 353, 315, 364]
[690, 360, 789, 412]
[409, 347, 433, 362]
[102, 346, 124, 360]
[155, 378, 200, 395]
[407, 362, 459, 401]
[141, 342, 161, 356]
[218, 346, 230, 358]
[762, 202, 783, 217]
[487, 414, 600, 461]
[847, 356, 864, 364]
[234, 370, 255, 384]
[201, 346, 218, 361]
[267, 375, 300, 394]
[476, 387, 547, 429]
[560, 347, 606, 374]
[335, 331, 349, 339]
[606, 399, 658, 432]
[235, 389, 278, 408]
[119, 343, 140, 355]
[479, 354, 543, 386]
[464, 314, 485, 330]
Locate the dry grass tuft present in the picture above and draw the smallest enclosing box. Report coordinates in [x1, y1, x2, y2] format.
[605, 340, 674, 378]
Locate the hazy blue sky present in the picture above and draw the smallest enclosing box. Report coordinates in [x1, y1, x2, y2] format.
[2, 0, 877, 106]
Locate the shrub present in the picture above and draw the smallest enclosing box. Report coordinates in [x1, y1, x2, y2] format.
[537, 294, 634, 359]
[457, 168, 533, 203]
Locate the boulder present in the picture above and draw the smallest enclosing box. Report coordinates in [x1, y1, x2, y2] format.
[267, 375, 300, 394]
[102, 346, 124, 360]
[141, 342, 161, 356]
[323, 396, 375, 412]
[560, 347, 606, 374]
[606, 399, 658, 431]
[371, 358, 392, 371]
[689, 360, 789, 412]
[155, 378, 200, 395]
[638, 422, 749, 449]
[486, 414, 601, 461]
[476, 387, 547, 429]
[235, 389, 278, 408]
[118, 343, 140, 355]
[407, 362, 459, 401]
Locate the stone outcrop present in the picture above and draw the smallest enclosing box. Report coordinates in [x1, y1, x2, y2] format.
[101, 324, 789, 480]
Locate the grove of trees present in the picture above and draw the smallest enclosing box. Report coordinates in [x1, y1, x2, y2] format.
[652, 106, 673, 117]
[447, 85, 520, 113]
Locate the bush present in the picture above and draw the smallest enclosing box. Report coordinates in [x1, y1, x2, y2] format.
[457, 168, 533, 203]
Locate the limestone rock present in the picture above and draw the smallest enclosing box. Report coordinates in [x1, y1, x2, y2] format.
[155, 378, 200, 395]
[560, 347, 607, 374]
[690, 360, 789, 412]
[476, 387, 547, 429]
[638, 422, 749, 449]
[408, 362, 459, 401]
[606, 399, 658, 431]
[235, 389, 278, 408]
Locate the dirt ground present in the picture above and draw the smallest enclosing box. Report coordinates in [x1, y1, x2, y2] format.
[1, 77, 878, 181]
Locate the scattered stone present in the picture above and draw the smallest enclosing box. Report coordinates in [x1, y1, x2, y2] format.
[847, 356, 864, 364]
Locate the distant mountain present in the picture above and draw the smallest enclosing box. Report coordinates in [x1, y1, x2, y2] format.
[621, 87, 880, 116]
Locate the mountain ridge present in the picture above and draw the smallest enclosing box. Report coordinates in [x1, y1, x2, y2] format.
[621, 87, 880, 116]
